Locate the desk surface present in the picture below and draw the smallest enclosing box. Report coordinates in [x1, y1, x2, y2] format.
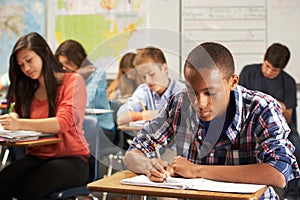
[0, 104, 7, 110]
[85, 108, 113, 114]
[1, 137, 62, 147]
[87, 170, 267, 200]
[117, 124, 142, 131]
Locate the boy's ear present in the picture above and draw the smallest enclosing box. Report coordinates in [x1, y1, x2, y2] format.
[161, 63, 168, 73]
[230, 74, 239, 90]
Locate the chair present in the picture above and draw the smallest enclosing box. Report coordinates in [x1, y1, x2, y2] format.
[47, 116, 100, 200]
[101, 100, 126, 177]
[292, 107, 297, 129]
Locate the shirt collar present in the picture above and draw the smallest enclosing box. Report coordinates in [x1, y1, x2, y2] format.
[223, 85, 243, 143]
[232, 85, 244, 132]
[150, 78, 175, 98]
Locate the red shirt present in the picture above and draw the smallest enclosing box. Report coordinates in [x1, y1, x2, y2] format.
[28, 73, 89, 158]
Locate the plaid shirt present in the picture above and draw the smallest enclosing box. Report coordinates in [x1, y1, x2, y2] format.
[130, 85, 300, 199]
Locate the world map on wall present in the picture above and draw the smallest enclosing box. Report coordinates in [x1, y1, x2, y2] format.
[48, 0, 148, 77]
[0, 0, 45, 75]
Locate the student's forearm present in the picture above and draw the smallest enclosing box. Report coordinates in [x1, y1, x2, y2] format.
[117, 112, 143, 125]
[196, 163, 286, 188]
[17, 117, 60, 133]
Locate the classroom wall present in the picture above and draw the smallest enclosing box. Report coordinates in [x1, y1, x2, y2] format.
[1, 0, 300, 128]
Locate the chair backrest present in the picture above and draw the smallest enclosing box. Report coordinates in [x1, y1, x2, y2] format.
[82, 116, 101, 182]
[46, 116, 101, 199]
[292, 108, 297, 129]
[110, 100, 122, 123]
[109, 100, 124, 148]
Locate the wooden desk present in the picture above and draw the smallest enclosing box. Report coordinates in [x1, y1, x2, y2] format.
[0, 137, 62, 147]
[0, 104, 7, 110]
[117, 124, 142, 131]
[0, 137, 62, 168]
[87, 170, 267, 200]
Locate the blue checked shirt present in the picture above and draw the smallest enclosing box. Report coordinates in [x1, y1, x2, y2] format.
[85, 67, 114, 131]
[129, 85, 300, 199]
[117, 79, 185, 114]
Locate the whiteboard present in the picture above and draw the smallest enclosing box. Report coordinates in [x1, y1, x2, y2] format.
[180, 0, 300, 82]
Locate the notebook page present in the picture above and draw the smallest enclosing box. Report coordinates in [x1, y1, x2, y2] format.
[121, 175, 266, 193]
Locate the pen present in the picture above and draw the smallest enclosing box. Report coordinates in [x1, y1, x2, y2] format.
[154, 144, 168, 182]
[154, 143, 161, 161]
[8, 102, 15, 114]
[139, 99, 147, 111]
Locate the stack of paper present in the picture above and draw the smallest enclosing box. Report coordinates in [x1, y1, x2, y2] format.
[121, 175, 266, 193]
[0, 129, 52, 142]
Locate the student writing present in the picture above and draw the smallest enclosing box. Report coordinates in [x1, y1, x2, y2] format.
[117, 47, 185, 125]
[0, 32, 89, 200]
[124, 42, 300, 199]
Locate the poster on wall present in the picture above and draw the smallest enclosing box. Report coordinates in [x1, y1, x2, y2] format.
[0, 0, 46, 75]
[47, 0, 149, 79]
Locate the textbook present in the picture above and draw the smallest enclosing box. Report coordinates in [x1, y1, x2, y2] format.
[0, 130, 53, 142]
[121, 175, 266, 194]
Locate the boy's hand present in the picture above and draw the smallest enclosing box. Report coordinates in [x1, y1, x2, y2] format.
[166, 156, 200, 179]
[143, 158, 167, 182]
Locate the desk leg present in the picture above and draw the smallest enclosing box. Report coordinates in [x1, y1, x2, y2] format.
[0, 147, 9, 170]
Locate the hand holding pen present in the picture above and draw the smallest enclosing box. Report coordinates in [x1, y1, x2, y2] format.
[139, 99, 159, 120]
[144, 144, 169, 182]
[0, 102, 19, 130]
[8, 102, 15, 114]
[154, 144, 170, 182]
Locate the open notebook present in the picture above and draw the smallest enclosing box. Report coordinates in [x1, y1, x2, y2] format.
[121, 175, 266, 194]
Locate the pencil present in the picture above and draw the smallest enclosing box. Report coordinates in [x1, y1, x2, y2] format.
[8, 102, 15, 114]
[154, 143, 161, 161]
[154, 143, 168, 182]
[139, 99, 147, 111]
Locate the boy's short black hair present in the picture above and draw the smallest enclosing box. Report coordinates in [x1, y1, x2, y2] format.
[184, 42, 234, 80]
[264, 43, 290, 69]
